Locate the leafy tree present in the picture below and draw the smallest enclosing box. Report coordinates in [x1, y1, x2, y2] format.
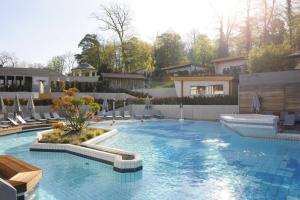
[75, 34, 102, 71]
[154, 32, 186, 69]
[50, 88, 100, 133]
[124, 37, 154, 73]
[188, 34, 215, 67]
[247, 42, 296, 73]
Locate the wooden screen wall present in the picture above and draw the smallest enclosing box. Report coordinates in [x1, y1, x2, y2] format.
[239, 83, 300, 113]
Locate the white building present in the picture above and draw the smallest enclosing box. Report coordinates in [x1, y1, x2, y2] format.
[212, 56, 246, 75]
[171, 76, 234, 97]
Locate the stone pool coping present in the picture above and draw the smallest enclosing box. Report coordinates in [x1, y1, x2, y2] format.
[29, 129, 142, 173]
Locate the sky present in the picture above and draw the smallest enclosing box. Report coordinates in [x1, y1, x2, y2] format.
[0, 0, 242, 65]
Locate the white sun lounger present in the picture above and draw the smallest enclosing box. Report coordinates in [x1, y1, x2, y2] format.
[52, 112, 65, 120]
[44, 112, 56, 120]
[33, 113, 47, 122]
[115, 111, 123, 119]
[134, 112, 143, 119]
[7, 117, 19, 126]
[143, 110, 152, 119]
[153, 110, 163, 118]
[124, 111, 131, 119]
[16, 115, 42, 125]
[105, 111, 113, 120]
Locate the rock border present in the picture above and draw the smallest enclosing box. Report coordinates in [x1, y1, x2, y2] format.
[29, 129, 142, 173]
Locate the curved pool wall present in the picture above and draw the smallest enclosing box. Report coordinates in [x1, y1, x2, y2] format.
[220, 114, 279, 137]
[0, 120, 300, 199]
[30, 129, 142, 173]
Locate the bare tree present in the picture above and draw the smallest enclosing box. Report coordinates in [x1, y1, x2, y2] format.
[93, 2, 132, 71]
[210, 2, 237, 58]
[261, 0, 276, 44]
[63, 52, 77, 74]
[245, 0, 253, 52]
[0, 52, 17, 67]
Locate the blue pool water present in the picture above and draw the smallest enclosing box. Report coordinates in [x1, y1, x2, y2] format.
[0, 120, 300, 200]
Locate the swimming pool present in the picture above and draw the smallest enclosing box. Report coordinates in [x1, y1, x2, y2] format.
[1, 120, 300, 199]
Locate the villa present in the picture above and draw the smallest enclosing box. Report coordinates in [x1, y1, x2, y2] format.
[0, 64, 146, 95]
[171, 75, 235, 97]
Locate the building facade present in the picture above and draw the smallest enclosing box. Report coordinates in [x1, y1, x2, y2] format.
[0, 63, 146, 94]
[161, 63, 206, 76]
[212, 56, 246, 76]
[0, 67, 63, 93]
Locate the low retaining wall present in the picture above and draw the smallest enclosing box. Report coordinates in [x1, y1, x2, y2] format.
[30, 129, 142, 173]
[129, 104, 239, 120]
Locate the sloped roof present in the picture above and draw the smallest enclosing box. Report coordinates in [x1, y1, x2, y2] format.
[211, 56, 246, 63]
[288, 51, 300, 58]
[101, 73, 145, 80]
[72, 63, 95, 70]
[171, 75, 234, 81]
[161, 63, 203, 71]
[0, 67, 62, 77]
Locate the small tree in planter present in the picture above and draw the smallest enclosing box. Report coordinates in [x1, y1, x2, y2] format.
[49, 88, 101, 134]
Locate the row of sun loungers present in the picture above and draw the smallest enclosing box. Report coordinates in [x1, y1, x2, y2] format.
[0, 112, 65, 128]
[99, 110, 164, 120]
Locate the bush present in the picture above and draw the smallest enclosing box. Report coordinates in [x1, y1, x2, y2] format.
[19, 98, 28, 106]
[40, 128, 107, 145]
[34, 99, 53, 106]
[3, 98, 13, 106]
[247, 42, 296, 73]
[127, 95, 238, 105]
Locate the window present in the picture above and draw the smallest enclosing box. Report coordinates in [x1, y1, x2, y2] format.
[190, 86, 207, 95]
[212, 85, 224, 95]
[190, 84, 224, 96]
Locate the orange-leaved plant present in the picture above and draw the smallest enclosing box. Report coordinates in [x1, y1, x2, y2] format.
[49, 88, 101, 133]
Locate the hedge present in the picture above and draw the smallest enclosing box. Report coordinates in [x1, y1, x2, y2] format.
[3, 98, 53, 106]
[2, 95, 237, 108]
[50, 81, 150, 98]
[127, 95, 238, 105]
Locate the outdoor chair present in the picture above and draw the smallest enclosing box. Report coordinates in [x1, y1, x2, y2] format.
[134, 112, 143, 119]
[283, 114, 296, 127]
[0, 124, 10, 128]
[263, 111, 273, 115]
[105, 111, 114, 120]
[7, 117, 19, 126]
[52, 112, 65, 120]
[44, 112, 56, 120]
[124, 111, 131, 119]
[115, 111, 123, 119]
[153, 110, 164, 119]
[16, 115, 42, 125]
[295, 112, 300, 123]
[143, 110, 152, 119]
[33, 113, 47, 122]
[280, 112, 288, 121]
